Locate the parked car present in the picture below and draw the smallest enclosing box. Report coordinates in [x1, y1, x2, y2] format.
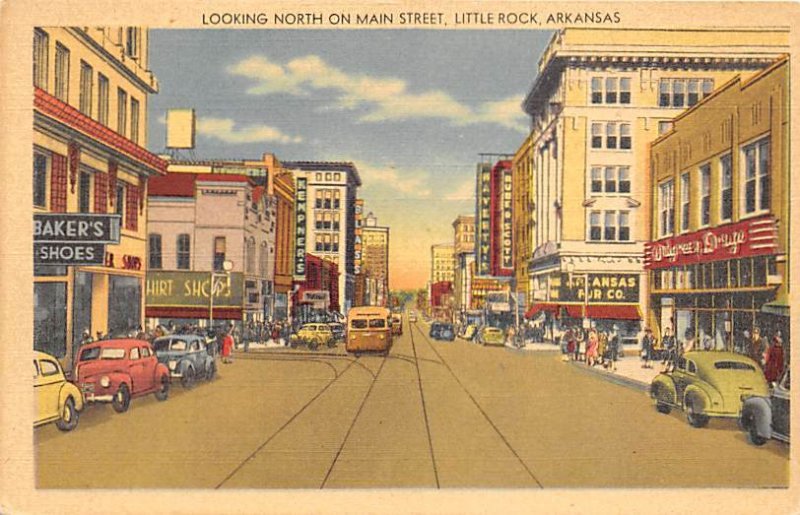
[740, 369, 790, 446]
[478, 326, 505, 346]
[391, 314, 403, 336]
[328, 322, 346, 342]
[430, 322, 455, 341]
[650, 351, 768, 428]
[291, 323, 335, 350]
[34, 351, 84, 432]
[153, 334, 216, 388]
[74, 339, 170, 413]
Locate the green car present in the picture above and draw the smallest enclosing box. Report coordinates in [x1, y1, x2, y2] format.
[478, 326, 505, 346]
[650, 351, 768, 428]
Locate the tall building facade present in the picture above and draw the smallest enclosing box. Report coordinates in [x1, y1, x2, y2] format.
[647, 57, 789, 350]
[489, 160, 514, 278]
[430, 243, 455, 283]
[362, 212, 390, 307]
[452, 214, 475, 315]
[517, 28, 788, 338]
[283, 162, 361, 314]
[33, 27, 165, 365]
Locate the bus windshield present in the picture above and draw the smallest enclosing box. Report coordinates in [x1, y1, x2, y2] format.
[369, 319, 386, 328]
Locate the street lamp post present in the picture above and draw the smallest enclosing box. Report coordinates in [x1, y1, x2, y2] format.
[209, 260, 234, 330]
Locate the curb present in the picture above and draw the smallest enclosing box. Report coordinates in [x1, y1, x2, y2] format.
[568, 360, 650, 392]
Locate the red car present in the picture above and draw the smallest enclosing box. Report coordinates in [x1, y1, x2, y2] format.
[74, 339, 170, 413]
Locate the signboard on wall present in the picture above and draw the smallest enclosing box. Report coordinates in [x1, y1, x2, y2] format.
[145, 271, 244, 308]
[294, 177, 308, 280]
[556, 273, 640, 304]
[500, 168, 513, 271]
[354, 199, 364, 275]
[33, 213, 121, 266]
[476, 163, 492, 276]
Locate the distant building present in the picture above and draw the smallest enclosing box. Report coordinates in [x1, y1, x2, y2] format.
[362, 212, 390, 307]
[33, 27, 165, 365]
[292, 254, 339, 324]
[430, 243, 455, 283]
[451, 214, 475, 316]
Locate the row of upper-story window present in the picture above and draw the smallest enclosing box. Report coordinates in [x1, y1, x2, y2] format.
[314, 189, 342, 210]
[314, 211, 341, 231]
[149, 234, 272, 276]
[657, 136, 770, 238]
[314, 233, 340, 253]
[33, 149, 140, 231]
[587, 210, 632, 242]
[34, 29, 142, 144]
[314, 172, 343, 182]
[589, 77, 715, 107]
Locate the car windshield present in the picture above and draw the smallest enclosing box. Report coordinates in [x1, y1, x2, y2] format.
[350, 319, 368, 329]
[369, 319, 386, 328]
[714, 361, 756, 371]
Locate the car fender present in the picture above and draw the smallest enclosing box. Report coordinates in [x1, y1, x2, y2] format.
[176, 359, 194, 375]
[203, 355, 215, 372]
[741, 396, 772, 440]
[59, 381, 84, 412]
[683, 385, 712, 413]
[154, 362, 170, 382]
[650, 375, 677, 404]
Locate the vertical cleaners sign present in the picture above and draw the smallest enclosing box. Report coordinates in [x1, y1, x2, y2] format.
[294, 177, 307, 280]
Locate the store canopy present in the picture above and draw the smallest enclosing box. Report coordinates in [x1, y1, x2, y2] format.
[524, 303, 560, 319]
[525, 304, 641, 321]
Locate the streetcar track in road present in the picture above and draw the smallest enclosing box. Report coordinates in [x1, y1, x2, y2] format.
[411, 323, 545, 489]
[320, 353, 390, 489]
[408, 322, 441, 488]
[214, 358, 359, 489]
[234, 353, 342, 378]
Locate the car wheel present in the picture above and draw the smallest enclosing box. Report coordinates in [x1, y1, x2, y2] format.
[55, 396, 79, 431]
[308, 340, 319, 351]
[652, 385, 672, 414]
[112, 384, 131, 413]
[686, 398, 709, 428]
[206, 361, 217, 381]
[154, 375, 169, 401]
[742, 411, 768, 446]
[327, 339, 336, 348]
[181, 366, 195, 389]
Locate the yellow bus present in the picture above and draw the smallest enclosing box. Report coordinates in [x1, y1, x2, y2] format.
[346, 306, 392, 355]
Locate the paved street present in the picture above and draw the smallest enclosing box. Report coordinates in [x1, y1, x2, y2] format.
[35, 319, 788, 489]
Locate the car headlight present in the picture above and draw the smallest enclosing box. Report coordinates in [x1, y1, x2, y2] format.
[100, 376, 110, 388]
[168, 360, 177, 370]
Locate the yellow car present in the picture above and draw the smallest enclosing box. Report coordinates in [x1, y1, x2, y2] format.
[291, 323, 335, 350]
[34, 351, 84, 432]
[478, 326, 505, 346]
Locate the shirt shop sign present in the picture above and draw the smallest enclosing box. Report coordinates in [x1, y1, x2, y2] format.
[146, 271, 244, 308]
[294, 177, 308, 280]
[644, 215, 778, 270]
[34, 213, 121, 266]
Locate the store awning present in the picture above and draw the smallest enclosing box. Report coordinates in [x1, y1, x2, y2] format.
[145, 307, 242, 320]
[586, 305, 641, 320]
[524, 303, 560, 319]
[761, 302, 789, 317]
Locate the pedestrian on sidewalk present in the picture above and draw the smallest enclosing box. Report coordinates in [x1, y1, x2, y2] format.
[764, 331, 784, 384]
[575, 327, 585, 361]
[221, 328, 234, 364]
[598, 330, 608, 368]
[661, 326, 676, 373]
[749, 327, 766, 368]
[608, 326, 620, 372]
[586, 328, 599, 367]
[564, 327, 576, 361]
[641, 327, 655, 369]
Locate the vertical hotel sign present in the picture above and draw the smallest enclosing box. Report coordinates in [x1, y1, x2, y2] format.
[501, 167, 513, 271]
[477, 163, 491, 275]
[294, 177, 307, 280]
[354, 199, 364, 275]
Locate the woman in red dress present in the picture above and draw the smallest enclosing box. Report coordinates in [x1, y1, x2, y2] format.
[221, 331, 235, 364]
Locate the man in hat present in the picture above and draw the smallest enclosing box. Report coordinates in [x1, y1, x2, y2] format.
[641, 327, 655, 369]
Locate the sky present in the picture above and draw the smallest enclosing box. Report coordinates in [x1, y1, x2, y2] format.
[147, 29, 554, 290]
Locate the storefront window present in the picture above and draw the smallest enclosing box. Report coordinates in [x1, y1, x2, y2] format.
[107, 276, 141, 336]
[729, 261, 739, 288]
[703, 263, 713, 289]
[715, 311, 731, 351]
[713, 262, 728, 289]
[740, 258, 752, 287]
[34, 282, 67, 358]
[72, 271, 93, 355]
[697, 311, 713, 350]
[753, 256, 767, 286]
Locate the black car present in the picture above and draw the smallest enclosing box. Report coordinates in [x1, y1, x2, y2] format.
[741, 369, 790, 446]
[429, 322, 455, 341]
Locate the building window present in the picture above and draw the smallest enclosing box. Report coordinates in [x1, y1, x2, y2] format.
[591, 77, 602, 104]
[333, 189, 341, 209]
[315, 190, 323, 209]
[658, 121, 673, 134]
[79, 61, 93, 116]
[325, 172, 332, 181]
[125, 27, 139, 58]
[659, 179, 675, 237]
[618, 167, 630, 193]
[604, 211, 617, 241]
[54, 42, 69, 102]
[333, 212, 340, 231]
[605, 78, 618, 104]
[246, 237, 256, 274]
[620, 124, 631, 149]
[323, 212, 332, 230]
[33, 152, 48, 207]
[700, 164, 711, 226]
[117, 88, 128, 137]
[619, 212, 630, 241]
[315, 173, 322, 181]
[591, 123, 602, 148]
[742, 137, 770, 214]
[605, 167, 617, 193]
[672, 80, 685, 107]
[93, 172, 107, 213]
[176, 234, 190, 269]
[148, 234, 162, 269]
[97, 74, 109, 125]
[130, 98, 140, 144]
[50, 153, 67, 212]
[79, 171, 91, 213]
[619, 78, 631, 104]
[702, 79, 714, 98]
[213, 237, 226, 271]
[606, 123, 617, 149]
[589, 211, 601, 241]
[591, 167, 602, 193]
[324, 190, 332, 209]
[334, 172, 341, 181]
[115, 184, 125, 217]
[720, 153, 733, 221]
[687, 79, 700, 106]
[314, 212, 323, 230]
[33, 29, 49, 90]
[333, 234, 340, 252]
[659, 80, 670, 107]
[660, 78, 714, 108]
[680, 172, 690, 232]
[315, 234, 323, 252]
